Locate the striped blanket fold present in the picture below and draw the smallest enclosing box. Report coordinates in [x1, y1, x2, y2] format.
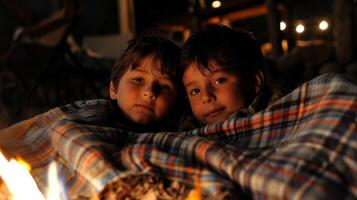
[0, 73, 356, 199]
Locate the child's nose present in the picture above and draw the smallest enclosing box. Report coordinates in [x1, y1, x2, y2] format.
[142, 83, 157, 100]
[202, 89, 216, 104]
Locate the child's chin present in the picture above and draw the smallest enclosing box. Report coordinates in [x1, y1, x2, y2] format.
[132, 119, 153, 125]
[127, 111, 155, 124]
[205, 117, 226, 125]
[130, 116, 156, 125]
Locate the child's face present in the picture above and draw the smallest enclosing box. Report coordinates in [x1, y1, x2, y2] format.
[110, 55, 178, 125]
[183, 63, 245, 125]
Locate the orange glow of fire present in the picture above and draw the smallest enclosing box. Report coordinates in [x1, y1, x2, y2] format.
[15, 156, 31, 172]
[0, 150, 46, 200]
[185, 179, 202, 200]
[46, 162, 67, 200]
[0, 149, 67, 200]
[186, 188, 201, 200]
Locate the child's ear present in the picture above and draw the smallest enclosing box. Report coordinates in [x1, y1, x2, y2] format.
[109, 81, 117, 100]
[254, 70, 264, 94]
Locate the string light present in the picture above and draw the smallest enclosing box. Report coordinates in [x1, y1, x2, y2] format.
[280, 21, 286, 31]
[319, 20, 328, 30]
[296, 24, 305, 33]
[211, 0, 221, 8]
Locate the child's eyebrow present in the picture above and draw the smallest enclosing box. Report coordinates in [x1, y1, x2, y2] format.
[131, 68, 173, 81]
[184, 81, 195, 88]
[183, 69, 228, 87]
[131, 68, 148, 73]
[209, 69, 227, 73]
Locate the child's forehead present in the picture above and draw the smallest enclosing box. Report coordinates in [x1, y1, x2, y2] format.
[185, 60, 233, 75]
[183, 64, 240, 86]
[130, 56, 172, 79]
[131, 65, 170, 78]
[136, 54, 160, 67]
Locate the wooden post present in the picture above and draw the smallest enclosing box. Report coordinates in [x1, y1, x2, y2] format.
[117, 0, 135, 34]
[333, 0, 355, 65]
[189, 0, 202, 32]
[282, 1, 296, 51]
[265, 0, 283, 57]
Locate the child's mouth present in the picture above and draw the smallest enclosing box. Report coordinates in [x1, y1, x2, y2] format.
[134, 103, 155, 112]
[204, 107, 225, 118]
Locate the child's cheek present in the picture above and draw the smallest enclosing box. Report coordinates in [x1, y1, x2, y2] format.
[190, 100, 201, 117]
[125, 83, 140, 93]
[154, 98, 173, 119]
[162, 94, 177, 109]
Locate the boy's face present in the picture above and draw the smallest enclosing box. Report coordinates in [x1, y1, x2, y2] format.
[183, 63, 245, 125]
[110, 55, 178, 125]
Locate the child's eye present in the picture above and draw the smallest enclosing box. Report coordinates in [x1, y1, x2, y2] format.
[189, 88, 200, 96]
[160, 85, 171, 93]
[132, 78, 144, 84]
[214, 78, 226, 85]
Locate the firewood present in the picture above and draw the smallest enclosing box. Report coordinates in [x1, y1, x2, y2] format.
[97, 174, 191, 200]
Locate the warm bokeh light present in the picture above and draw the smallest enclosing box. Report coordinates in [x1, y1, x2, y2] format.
[319, 20, 329, 30]
[280, 21, 286, 31]
[296, 24, 305, 33]
[211, 0, 222, 8]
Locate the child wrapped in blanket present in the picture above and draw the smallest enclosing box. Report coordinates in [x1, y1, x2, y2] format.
[180, 24, 286, 127]
[0, 35, 189, 199]
[175, 24, 357, 199]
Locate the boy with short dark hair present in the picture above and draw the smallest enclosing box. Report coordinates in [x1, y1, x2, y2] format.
[58, 35, 185, 132]
[0, 34, 187, 199]
[108, 35, 185, 131]
[181, 24, 285, 125]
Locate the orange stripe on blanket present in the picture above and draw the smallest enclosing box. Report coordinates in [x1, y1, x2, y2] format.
[247, 99, 357, 129]
[197, 142, 214, 161]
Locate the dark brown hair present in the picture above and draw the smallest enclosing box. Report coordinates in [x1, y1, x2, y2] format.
[110, 35, 185, 131]
[181, 24, 265, 105]
[111, 35, 181, 88]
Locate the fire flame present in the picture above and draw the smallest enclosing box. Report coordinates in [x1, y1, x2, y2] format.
[0, 151, 46, 200]
[15, 156, 31, 172]
[46, 162, 67, 200]
[185, 178, 202, 200]
[0, 150, 67, 200]
[186, 188, 201, 200]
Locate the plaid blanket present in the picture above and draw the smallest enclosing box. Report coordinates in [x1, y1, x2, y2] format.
[1, 73, 356, 199]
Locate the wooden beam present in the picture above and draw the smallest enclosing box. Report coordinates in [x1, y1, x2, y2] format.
[223, 5, 267, 21]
